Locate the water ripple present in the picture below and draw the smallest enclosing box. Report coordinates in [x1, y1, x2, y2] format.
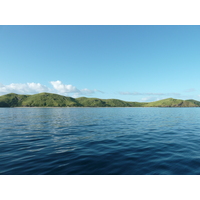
[1, 107, 200, 174]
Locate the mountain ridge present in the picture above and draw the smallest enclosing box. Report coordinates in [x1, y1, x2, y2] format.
[0, 92, 199, 107]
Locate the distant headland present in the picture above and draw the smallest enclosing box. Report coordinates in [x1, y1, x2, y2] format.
[0, 92, 200, 107]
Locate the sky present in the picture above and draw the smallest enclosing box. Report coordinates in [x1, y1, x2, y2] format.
[1, 25, 200, 102]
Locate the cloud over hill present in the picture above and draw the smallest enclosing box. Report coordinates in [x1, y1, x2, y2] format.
[0, 80, 101, 97]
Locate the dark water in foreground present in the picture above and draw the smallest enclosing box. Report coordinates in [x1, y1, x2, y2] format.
[1, 107, 200, 175]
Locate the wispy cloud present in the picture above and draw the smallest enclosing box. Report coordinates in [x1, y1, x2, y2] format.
[120, 91, 181, 96]
[119, 91, 182, 102]
[184, 88, 196, 93]
[140, 97, 161, 102]
[0, 80, 102, 97]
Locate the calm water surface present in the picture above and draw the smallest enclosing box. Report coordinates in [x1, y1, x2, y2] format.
[1, 107, 200, 175]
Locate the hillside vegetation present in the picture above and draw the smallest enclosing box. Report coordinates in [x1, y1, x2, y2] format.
[145, 98, 198, 107]
[0, 93, 30, 107]
[186, 99, 200, 107]
[21, 93, 81, 107]
[0, 93, 200, 107]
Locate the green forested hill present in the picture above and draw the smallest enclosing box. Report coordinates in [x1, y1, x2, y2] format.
[145, 98, 197, 107]
[76, 97, 107, 107]
[76, 97, 146, 107]
[186, 99, 200, 107]
[21, 93, 81, 107]
[0, 93, 200, 107]
[0, 93, 30, 107]
[0, 93, 80, 107]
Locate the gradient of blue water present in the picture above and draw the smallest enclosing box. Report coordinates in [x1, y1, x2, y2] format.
[1, 107, 200, 174]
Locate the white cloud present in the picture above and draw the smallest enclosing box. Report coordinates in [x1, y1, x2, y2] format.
[50, 80, 79, 94]
[50, 80, 103, 96]
[0, 82, 50, 95]
[0, 80, 102, 97]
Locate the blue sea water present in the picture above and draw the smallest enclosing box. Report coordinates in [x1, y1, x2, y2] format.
[1, 107, 200, 175]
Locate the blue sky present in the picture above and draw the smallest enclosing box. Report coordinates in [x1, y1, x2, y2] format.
[1, 25, 200, 102]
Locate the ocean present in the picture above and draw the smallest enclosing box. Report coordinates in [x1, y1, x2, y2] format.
[1, 107, 200, 175]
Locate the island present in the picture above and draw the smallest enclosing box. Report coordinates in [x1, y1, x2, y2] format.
[0, 92, 200, 107]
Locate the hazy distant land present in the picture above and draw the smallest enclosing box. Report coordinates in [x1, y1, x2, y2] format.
[0, 92, 200, 108]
